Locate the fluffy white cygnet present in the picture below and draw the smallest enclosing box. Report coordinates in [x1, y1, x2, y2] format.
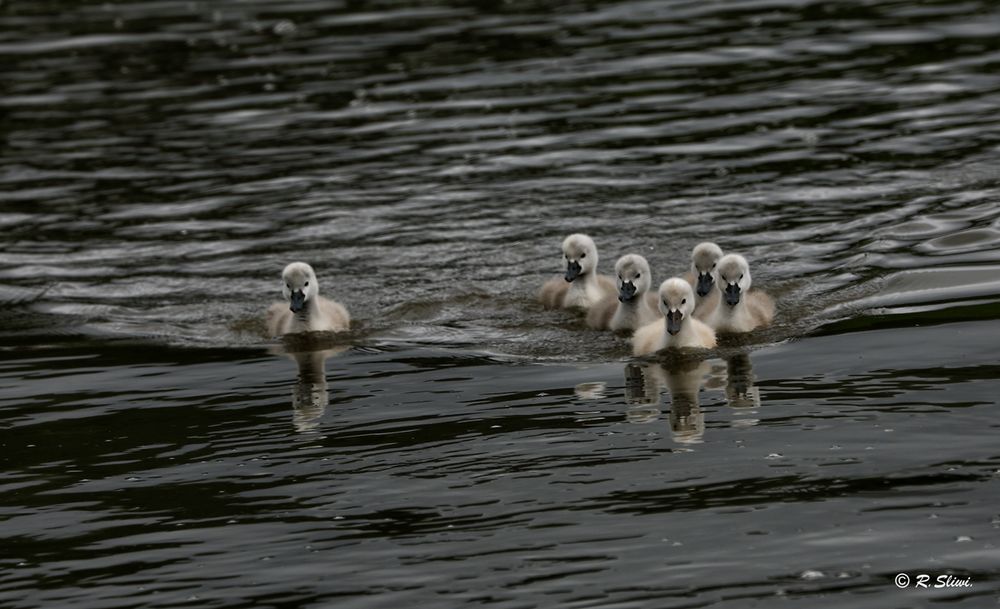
[266, 262, 350, 336]
[682, 241, 723, 318]
[632, 278, 717, 356]
[539, 233, 616, 311]
[587, 254, 660, 331]
[702, 254, 774, 333]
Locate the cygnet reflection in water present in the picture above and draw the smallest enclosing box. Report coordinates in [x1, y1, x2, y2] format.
[623, 359, 709, 443]
[623, 363, 662, 423]
[622, 350, 763, 441]
[724, 352, 761, 410]
[574, 382, 607, 399]
[271, 333, 351, 432]
[701, 351, 762, 411]
[722, 352, 763, 429]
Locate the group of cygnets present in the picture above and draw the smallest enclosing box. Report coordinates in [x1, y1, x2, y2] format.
[266, 234, 773, 358]
[539, 234, 774, 356]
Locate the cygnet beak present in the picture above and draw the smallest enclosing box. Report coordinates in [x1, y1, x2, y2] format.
[289, 289, 306, 313]
[696, 272, 714, 297]
[665, 309, 683, 335]
[618, 281, 637, 302]
[564, 260, 582, 282]
[724, 283, 741, 306]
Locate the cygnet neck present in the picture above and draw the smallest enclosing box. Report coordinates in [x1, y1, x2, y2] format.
[294, 298, 316, 323]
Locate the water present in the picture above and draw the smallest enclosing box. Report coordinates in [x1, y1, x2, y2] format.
[2, 0, 1000, 606]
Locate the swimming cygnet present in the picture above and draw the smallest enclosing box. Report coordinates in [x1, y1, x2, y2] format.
[539, 233, 616, 311]
[632, 278, 717, 356]
[682, 242, 723, 318]
[587, 254, 659, 331]
[703, 254, 774, 333]
[266, 262, 350, 336]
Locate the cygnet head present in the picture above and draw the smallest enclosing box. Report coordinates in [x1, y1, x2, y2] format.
[281, 262, 319, 313]
[715, 254, 752, 307]
[561, 233, 599, 282]
[615, 254, 652, 302]
[690, 242, 723, 297]
[657, 278, 696, 335]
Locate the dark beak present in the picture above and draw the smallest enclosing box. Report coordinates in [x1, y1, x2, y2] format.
[564, 260, 582, 282]
[724, 283, 741, 306]
[289, 290, 306, 313]
[696, 272, 714, 297]
[618, 281, 637, 302]
[666, 309, 683, 335]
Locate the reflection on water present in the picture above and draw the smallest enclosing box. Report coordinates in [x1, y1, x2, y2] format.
[288, 349, 329, 432]
[3, 328, 998, 608]
[624, 358, 708, 442]
[624, 351, 763, 441]
[725, 353, 761, 410]
[623, 363, 661, 423]
[662, 361, 708, 444]
[574, 381, 607, 400]
[272, 333, 351, 432]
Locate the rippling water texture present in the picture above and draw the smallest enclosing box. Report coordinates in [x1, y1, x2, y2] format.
[2, 1, 1000, 607]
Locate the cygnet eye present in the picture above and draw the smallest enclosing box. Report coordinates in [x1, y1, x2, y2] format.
[635, 273, 641, 279]
[681, 298, 686, 305]
[739, 274, 744, 281]
[304, 281, 309, 287]
[580, 252, 586, 258]
[285, 283, 290, 289]
[712, 263, 716, 268]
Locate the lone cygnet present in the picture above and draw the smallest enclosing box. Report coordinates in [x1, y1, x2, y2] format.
[266, 262, 350, 336]
[587, 254, 659, 331]
[539, 233, 616, 311]
[682, 242, 723, 318]
[703, 254, 774, 333]
[632, 278, 717, 356]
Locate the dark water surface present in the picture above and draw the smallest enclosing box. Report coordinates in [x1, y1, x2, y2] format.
[2, 0, 1000, 607]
